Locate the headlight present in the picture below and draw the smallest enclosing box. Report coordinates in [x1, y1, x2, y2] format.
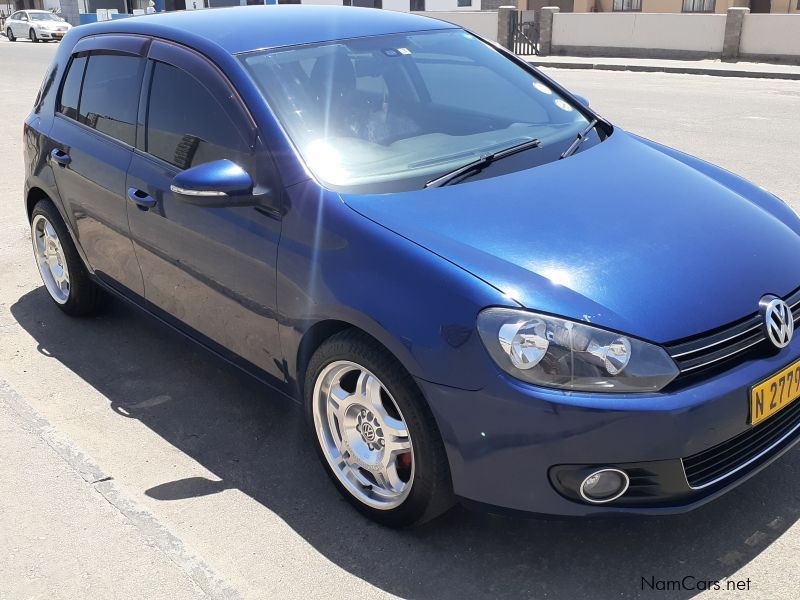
[477, 307, 679, 392]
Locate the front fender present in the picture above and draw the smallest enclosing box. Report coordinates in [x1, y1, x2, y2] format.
[630, 132, 800, 232]
[277, 180, 515, 394]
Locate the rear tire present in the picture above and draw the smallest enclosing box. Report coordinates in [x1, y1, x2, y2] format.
[30, 199, 103, 316]
[305, 329, 454, 527]
[6, 28, 15, 42]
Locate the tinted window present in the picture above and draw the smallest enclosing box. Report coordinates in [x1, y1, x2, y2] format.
[79, 54, 144, 146]
[146, 61, 249, 170]
[58, 56, 86, 121]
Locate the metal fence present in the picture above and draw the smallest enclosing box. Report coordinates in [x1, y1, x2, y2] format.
[511, 10, 539, 56]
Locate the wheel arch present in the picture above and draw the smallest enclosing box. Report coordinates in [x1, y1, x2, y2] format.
[25, 185, 91, 273]
[26, 186, 51, 222]
[296, 319, 411, 400]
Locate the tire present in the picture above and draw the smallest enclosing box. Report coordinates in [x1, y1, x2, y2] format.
[29, 28, 38, 43]
[6, 28, 15, 42]
[30, 199, 103, 316]
[305, 329, 454, 527]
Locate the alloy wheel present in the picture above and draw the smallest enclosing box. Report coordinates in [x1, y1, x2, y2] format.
[31, 214, 70, 304]
[312, 360, 414, 510]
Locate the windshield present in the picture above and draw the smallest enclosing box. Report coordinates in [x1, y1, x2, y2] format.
[30, 12, 62, 21]
[241, 30, 597, 193]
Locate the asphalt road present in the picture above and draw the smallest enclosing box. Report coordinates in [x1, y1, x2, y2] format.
[2, 39, 800, 600]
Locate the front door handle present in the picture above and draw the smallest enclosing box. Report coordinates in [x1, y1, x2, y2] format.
[50, 148, 71, 167]
[126, 187, 158, 210]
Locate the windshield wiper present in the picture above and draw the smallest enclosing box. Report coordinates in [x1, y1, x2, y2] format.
[425, 138, 541, 188]
[560, 119, 600, 160]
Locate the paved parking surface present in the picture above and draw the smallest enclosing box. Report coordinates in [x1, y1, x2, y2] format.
[1, 40, 800, 599]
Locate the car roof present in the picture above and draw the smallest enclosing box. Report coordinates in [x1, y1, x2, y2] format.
[78, 5, 460, 55]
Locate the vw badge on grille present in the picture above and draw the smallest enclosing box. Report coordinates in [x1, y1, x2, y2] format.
[760, 295, 794, 349]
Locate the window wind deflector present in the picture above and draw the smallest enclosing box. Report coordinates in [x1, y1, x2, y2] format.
[425, 138, 541, 189]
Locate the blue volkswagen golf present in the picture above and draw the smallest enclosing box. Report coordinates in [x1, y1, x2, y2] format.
[24, 5, 800, 526]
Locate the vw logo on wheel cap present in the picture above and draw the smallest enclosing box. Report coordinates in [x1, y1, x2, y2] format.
[760, 295, 794, 349]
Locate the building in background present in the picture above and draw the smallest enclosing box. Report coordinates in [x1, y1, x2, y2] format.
[517, 0, 799, 13]
[6, 0, 797, 23]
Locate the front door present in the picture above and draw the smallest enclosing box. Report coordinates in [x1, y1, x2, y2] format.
[48, 39, 148, 296]
[126, 41, 284, 381]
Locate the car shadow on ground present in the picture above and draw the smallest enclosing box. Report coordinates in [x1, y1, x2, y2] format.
[11, 287, 800, 599]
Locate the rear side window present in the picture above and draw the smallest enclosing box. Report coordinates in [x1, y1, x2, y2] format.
[58, 56, 86, 121]
[78, 54, 144, 146]
[145, 61, 249, 170]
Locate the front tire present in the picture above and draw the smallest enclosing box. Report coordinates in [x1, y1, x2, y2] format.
[6, 28, 15, 42]
[30, 199, 102, 316]
[305, 329, 454, 527]
[29, 28, 38, 43]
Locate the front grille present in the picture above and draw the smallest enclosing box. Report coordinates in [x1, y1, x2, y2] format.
[666, 288, 800, 376]
[682, 399, 800, 488]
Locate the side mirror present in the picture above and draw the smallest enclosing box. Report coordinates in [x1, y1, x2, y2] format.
[574, 95, 590, 108]
[170, 159, 253, 204]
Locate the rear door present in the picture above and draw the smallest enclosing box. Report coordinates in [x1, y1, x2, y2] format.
[126, 40, 284, 380]
[10, 12, 27, 38]
[48, 35, 148, 297]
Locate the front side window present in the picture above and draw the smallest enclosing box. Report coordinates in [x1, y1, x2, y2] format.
[145, 61, 250, 170]
[58, 55, 87, 121]
[682, 0, 715, 12]
[241, 30, 593, 192]
[78, 53, 144, 146]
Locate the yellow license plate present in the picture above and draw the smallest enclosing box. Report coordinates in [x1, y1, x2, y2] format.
[751, 358, 800, 425]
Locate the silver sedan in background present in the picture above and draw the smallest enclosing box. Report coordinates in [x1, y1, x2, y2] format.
[5, 10, 71, 43]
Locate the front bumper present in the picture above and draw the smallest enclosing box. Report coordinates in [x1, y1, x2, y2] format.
[417, 335, 800, 516]
[37, 30, 66, 40]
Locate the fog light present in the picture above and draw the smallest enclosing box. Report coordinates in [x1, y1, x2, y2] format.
[579, 468, 629, 503]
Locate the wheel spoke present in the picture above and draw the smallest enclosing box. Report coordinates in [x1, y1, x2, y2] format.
[357, 370, 409, 438]
[375, 462, 403, 493]
[44, 222, 57, 243]
[386, 436, 412, 454]
[356, 371, 382, 408]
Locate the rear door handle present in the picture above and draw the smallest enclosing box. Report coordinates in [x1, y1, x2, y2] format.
[126, 187, 158, 210]
[50, 148, 71, 166]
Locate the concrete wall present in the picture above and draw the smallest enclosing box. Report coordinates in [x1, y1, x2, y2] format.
[740, 13, 800, 58]
[418, 9, 498, 38]
[551, 12, 726, 57]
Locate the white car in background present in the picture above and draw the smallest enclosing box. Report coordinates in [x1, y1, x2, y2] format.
[5, 10, 71, 43]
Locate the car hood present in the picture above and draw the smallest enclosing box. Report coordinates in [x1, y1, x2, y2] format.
[342, 130, 800, 343]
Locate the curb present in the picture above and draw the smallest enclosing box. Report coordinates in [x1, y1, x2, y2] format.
[526, 60, 800, 81]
